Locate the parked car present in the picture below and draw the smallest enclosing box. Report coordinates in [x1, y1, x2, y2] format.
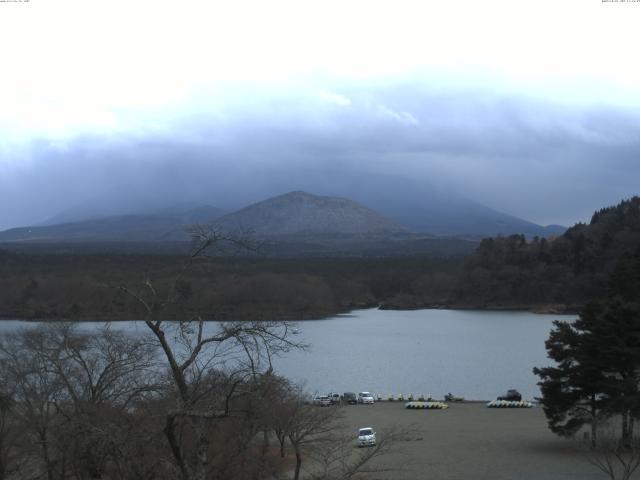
[328, 393, 341, 405]
[358, 392, 375, 404]
[444, 393, 464, 402]
[343, 392, 358, 405]
[497, 389, 522, 401]
[313, 395, 332, 406]
[357, 427, 376, 447]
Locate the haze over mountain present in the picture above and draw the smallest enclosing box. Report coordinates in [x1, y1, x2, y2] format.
[41, 201, 225, 227]
[302, 172, 566, 237]
[0, 205, 224, 243]
[3, 161, 571, 240]
[0, 188, 563, 250]
[1, 3, 638, 235]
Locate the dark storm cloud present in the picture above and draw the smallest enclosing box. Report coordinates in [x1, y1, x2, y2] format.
[1, 84, 639, 230]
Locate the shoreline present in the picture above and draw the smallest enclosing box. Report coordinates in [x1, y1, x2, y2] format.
[0, 304, 579, 323]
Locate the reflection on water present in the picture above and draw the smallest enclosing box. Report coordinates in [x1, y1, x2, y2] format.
[0, 308, 574, 400]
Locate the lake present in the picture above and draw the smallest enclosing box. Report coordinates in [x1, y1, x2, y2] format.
[273, 308, 574, 401]
[0, 308, 574, 401]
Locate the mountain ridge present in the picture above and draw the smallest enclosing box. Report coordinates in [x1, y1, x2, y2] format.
[0, 206, 224, 243]
[0, 190, 565, 248]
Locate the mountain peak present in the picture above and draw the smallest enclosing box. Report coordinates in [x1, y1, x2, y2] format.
[216, 191, 405, 236]
[272, 190, 346, 202]
[282, 190, 312, 197]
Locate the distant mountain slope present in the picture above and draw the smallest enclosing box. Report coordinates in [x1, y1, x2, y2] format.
[0, 192, 407, 244]
[28, 172, 566, 238]
[0, 205, 224, 243]
[312, 173, 566, 237]
[0, 185, 565, 255]
[396, 200, 564, 237]
[215, 191, 406, 236]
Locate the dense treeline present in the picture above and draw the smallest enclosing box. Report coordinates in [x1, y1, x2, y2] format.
[0, 253, 458, 321]
[356, 197, 640, 312]
[450, 197, 640, 310]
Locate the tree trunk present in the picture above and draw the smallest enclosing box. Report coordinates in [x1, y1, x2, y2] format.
[591, 395, 598, 448]
[164, 414, 189, 480]
[195, 431, 209, 480]
[39, 430, 55, 480]
[85, 446, 103, 479]
[622, 409, 630, 446]
[293, 447, 302, 480]
[0, 441, 6, 480]
[262, 429, 269, 456]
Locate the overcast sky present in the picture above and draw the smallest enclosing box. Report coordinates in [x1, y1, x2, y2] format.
[0, 0, 639, 230]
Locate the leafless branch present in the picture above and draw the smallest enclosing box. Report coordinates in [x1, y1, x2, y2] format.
[584, 428, 640, 480]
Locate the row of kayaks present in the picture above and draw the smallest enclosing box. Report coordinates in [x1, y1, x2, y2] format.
[405, 400, 535, 409]
[486, 400, 534, 408]
[405, 401, 449, 409]
[388, 394, 433, 401]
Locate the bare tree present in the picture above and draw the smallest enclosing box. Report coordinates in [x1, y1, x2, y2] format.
[0, 389, 23, 480]
[40, 323, 160, 479]
[0, 323, 161, 480]
[114, 225, 303, 480]
[308, 427, 410, 480]
[0, 226, 306, 480]
[0, 327, 68, 480]
[585, 427, 640, 480]
[267, 382, 297, 459]
[285, 399, 343, 480]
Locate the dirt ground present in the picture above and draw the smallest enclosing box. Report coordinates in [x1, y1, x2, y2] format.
[336, 402, 609, 480]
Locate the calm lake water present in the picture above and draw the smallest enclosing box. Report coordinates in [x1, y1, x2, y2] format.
[273, 308, 575, 401]
[0, 308, 575, 401]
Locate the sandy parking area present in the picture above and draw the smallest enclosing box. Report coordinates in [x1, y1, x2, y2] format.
[338, 402, 606, 480]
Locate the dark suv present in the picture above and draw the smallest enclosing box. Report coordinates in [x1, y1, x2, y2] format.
[497, 389, 522, 401]
[343, 392, 358, 405]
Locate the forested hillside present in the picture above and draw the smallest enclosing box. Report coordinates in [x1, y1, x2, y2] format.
[1, 198, 637, 320]
[0, 251, 458, 320]
[450, 197, 640, 309]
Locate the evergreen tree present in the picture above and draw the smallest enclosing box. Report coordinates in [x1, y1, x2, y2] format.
[597, 249, 640, 444]
[534, 249, 640, 446]
[533, 306, 609, 446]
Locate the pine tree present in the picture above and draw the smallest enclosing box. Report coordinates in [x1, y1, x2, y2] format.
[534, 248, 640, 446]
[533, 306, 609, 446]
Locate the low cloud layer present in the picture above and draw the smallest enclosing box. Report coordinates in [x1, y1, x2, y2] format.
[1, 83, 638, 231]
